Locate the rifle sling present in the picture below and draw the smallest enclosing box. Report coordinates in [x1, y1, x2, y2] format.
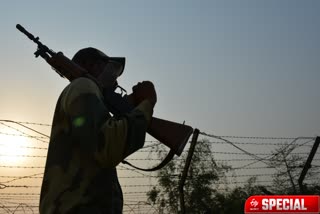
[121, 150, 175, 171]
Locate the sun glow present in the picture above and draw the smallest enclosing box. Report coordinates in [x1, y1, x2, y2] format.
[0, 134, 30, 165]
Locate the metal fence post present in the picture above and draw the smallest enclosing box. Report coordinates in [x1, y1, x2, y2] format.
[178, 128, 199, 214]
[298, 136, 320, 193]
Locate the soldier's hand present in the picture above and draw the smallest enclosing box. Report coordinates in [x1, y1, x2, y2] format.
[132, 81, 157, 107]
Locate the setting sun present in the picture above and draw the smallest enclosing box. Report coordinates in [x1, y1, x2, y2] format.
[0, 133, 30, 165]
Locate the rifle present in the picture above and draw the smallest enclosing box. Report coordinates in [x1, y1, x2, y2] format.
[16, 24, 193, 161]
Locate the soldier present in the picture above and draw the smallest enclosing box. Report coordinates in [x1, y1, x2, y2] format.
[40, 47, 157, 214]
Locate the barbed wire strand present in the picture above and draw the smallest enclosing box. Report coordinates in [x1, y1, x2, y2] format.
[0, 122, 49, 144]
[0, 120, 49, 138]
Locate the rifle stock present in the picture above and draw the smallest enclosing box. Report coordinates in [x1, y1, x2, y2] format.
[17, 24, 194, 156]
[148, 117, 193, 156]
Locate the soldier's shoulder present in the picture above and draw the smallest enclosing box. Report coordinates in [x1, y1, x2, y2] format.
[63, 77, 101, 97]
[60, 77, 103, 111]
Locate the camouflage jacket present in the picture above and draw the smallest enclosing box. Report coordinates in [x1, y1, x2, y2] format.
[40, 77, 153, 214]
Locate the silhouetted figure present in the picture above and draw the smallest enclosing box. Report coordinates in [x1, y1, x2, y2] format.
[39, 48, 157, 214]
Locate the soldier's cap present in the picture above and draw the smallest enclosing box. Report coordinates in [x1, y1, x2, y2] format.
[72, 47, 126, 76]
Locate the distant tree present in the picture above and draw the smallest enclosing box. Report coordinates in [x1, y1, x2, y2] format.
[268, 142, 320, 194]
[147, 140, 231, 213]
[220, 177, 270, 213]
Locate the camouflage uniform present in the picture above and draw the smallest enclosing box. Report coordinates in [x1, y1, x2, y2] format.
[40, 77, 153, 214]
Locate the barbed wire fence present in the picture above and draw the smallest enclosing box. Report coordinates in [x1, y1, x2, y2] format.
[0, 120, 319, 213]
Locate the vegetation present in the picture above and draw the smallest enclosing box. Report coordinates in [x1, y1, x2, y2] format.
[147, 140, 319, 214]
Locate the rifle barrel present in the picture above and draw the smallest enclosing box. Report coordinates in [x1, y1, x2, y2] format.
[16, 24, 36, 41]
[16, 24, 55, 57]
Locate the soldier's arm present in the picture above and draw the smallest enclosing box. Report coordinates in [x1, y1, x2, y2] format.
[61, 77, 153, 167]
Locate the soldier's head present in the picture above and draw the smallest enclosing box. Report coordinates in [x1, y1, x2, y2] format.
[72, 47, 125, 88]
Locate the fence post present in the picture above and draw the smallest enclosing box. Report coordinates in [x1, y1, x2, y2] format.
[178, 128, 199, 214]
[298, 136, 320, 193]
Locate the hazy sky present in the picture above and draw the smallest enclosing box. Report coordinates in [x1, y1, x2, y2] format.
[0, 0, 319, 138]
[0, 2, 319, 212]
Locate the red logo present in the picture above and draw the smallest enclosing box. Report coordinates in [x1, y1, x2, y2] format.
[244, 195, 320, 213]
